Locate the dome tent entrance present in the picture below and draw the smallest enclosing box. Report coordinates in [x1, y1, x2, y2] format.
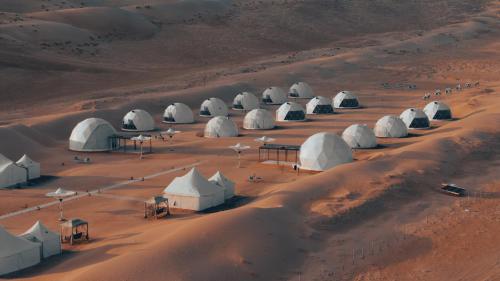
[333, 91, 359, 108]
[204, 117, 239, 138]
[306, 96, 334, 114]
[400, 108, 430, 129]
[69, 118, 118, 152]
[163, 103, 194, 124]
[0, 225, 41, 276]
[300, 132, 353, 171]
[20, 221, 61, 259]
[276, 102, 306, 122]
[262, 87, 287, 105]
[289, 82, 314, 99]
[0, 154, 27, 188]
[122, 109, 155, 132]
[374, 115, 408, 138]
[243, 109, 275, 130]
[199, 98, 228, 117]
[16, 154, 40, 180]
[232, 92, 260, 111]
[342, 124, 377, 148]
[423, 101, 452, 120]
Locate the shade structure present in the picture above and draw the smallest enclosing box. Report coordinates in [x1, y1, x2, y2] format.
[333, 91, 360, 108]
[208, 171, 235, 200]
[0, 154, 27, 188]
[232, 92, 260, 111]
[299, 132, 353, 171]
[163, 168, 225, 211]
[262, 87, 287, 105]
[423, 101, 452, 120]
[306, 96, 334, 114]
[400, 108, 430, 129]
[289, 82, 314, 99]
[199, 98, 228, 117]
[243, 109, 275, 130]
[276, 102, 306, 122]
[163, 103, 194, 124]
[69, 118, 117, 152]
[374, 115, 408, 138]
[46, 188, 76, 198]
[342, 124, 377, 148]
[0, 225, 41, 276]
[204, 116, 239, 138]
[16, 154, 40, 180]
[122, 109, 155, 132]
[20, 221, 61, 259]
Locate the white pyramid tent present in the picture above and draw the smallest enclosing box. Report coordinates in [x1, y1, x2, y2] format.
[209, 171, 235, 200]
[204, 116, 239, 138]
[199, 98, 228, 117]
[16, 154, 40, 180]
[300, 132, 353, 171]
[333, 91, 360, 108]
[163, 103, 194, 124]
[306, 96, 334, 114]
[122, 109, 155, 132]
[374, 115, 408, 138]
[289, 82, 314, 99]
[400, 108, 430, 129]
[163, 168, 225, 211]
[20, 221, 61, 259]
[276, 102, 306, 122]
[232, 92, 260, 111]
[0, 225, 41, 276]
[262, 87, 287, 105]
[0, 154, 27, 188]
[342, 124, 377, 148]
[243, 109, 275, 130]
[423, 101, 452, 120]
[69, 118, 117, 152]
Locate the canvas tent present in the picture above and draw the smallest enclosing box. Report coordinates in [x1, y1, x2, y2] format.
[300, 132, 353, 171]
[400, 108, 430, 129]
[0, 154, 27, 188]
[20, 221, 61, 259]
[204, 116, 239, 138]
[342, 124, 377, 148]
[276, 102, 306, 122]
[163, 168, 225, 211]
[243, 109, 275, 130]
[163, 103, 194, 124]
[306, 96, 334, 114]
[232, 92, 260, 111]
[333, 91, 360, 108]
[199, 98, 228, 117]
[209, 171, 235, 200]
[423, 101, 452, 120]
[16, 154, 40, 180]
[289, 82, 314, 99]
[0, 225, 41, 276]
[262, 87, 287, 105]
[374, 115, 408, 138]
[69, 118, 117, 152]
[122, 109, 155, 131]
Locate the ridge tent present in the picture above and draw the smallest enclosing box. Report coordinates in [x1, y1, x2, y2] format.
[0, 154, 27, 188]
[20, 221, 61, 259]
[208, 171, 235, 200]
[16, 154, 40, 180]
[0, 225, 41, 276]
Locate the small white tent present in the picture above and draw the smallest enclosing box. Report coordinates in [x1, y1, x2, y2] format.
[0, 225, 41, 276]
[306, 96, 334, 114]
[20, 221, 61, 259]
[204, 117, 239, 138]
[232, 92, 260, 111]
[262, 87, 287, 105]
[122, 109, 155, 131]
[333, 91, 360, 108]
[163, 103, 194, 124]
[289, 82, 314, 99]
[163, 168, 225, 211]
[209, 171, 235, 200]
[400, 108, 430, 129]
[276, 102, 306, 122]
[423, 101, 452, 120]
[342, 124, 377, 148]
[374, 115, 408, 138]
[69, 118, 117, 152]
[300, 132, 353, 171]
[16, 154, 40, 180]
[0, 154, 27, 188]
[199, 98, 228, 117]
[243, 109, 275, 130]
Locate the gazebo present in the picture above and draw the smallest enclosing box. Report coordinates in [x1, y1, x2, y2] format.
[144, 196, 170, 219]
[60, 219, 89, 245]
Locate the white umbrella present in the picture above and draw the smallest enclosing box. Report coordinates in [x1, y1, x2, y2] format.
[46, 188, 76, 221]
[161, 128, 181, 151]
[131, 134, 152, 159]
[254, 136, 276, 146]
[229, 143, 250, 168]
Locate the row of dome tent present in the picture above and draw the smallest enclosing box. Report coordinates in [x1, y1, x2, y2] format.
[0, 154, 40, 188]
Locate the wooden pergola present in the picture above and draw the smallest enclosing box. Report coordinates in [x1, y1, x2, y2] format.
[60, 218, 89, 245]
[109, 134, 153, 153]
[144, 196, 170, 219]
[258, 143, 300, 165]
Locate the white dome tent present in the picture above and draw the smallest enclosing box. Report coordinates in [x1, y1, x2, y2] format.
[122, 109, 155, 132]
[289, 82, 314, 99]
[400, 108, 430, 129]
[20, 221, 61, 259]
[333, 91, 360, 108]
[306, 96, 334, 114]
[342, 124, 377, 148]
[163, 167, 225, 211]
[262, 87, 287, 105]
[423, 101, 452, 120]
[0, 225, 41, 276]
[374, 115, 408, 138]
[69, 118, 117, 152]
[199, 98, 228, 117]
[163, 103, 194, 124]
[276, 102, 306, 122]
[209, 171, 235, 200]
[16, 154, 40, 180]
[204, 116, 239, 138]
[243, 109, 275, 130]
[232, 92, 260, 111]
[0, 154, 27, 188]
[299, 132, 353, 171]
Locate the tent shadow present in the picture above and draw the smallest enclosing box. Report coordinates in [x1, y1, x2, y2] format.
[201, 195, 256, 213]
